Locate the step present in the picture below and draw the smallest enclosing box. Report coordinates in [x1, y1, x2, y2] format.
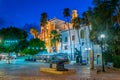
[40, 68, 76, 74]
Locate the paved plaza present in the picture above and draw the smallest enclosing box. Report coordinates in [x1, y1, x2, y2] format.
[0, 58, 120, 80]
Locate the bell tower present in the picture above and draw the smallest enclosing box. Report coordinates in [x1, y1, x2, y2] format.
[72, 10, 78, 20]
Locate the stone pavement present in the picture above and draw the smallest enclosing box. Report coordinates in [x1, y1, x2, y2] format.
[0, 60, 120, 80]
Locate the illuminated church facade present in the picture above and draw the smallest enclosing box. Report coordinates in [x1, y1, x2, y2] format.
[38, 10, 102, 64]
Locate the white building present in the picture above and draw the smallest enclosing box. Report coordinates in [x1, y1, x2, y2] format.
[38, 9, 103, 65]
[58, 24, 102, 65]
[60, 9, 102, 64]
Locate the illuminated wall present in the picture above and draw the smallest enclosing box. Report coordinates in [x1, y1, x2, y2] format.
[39, 18, 72, 53]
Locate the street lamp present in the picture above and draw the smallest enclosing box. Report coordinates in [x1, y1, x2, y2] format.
[100, 34, 105, 39]
[100, 34, 105, 72]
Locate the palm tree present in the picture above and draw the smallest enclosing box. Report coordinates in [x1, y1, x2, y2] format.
[40, 12, 48, 41]
[30, 28, 38, 39]
[82, 12, 91, 26]
[63, 8, 73, 60]
[82, 10, 95, 68]
[50, 30, 61, 53]
[72, 17, 82, 64]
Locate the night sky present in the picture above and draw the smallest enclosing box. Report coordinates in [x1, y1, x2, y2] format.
[0, 0, 93, 38]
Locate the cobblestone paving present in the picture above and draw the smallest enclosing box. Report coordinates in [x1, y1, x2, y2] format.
[0, 60, 120, 80]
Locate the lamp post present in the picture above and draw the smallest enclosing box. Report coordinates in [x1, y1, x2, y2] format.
[100, 34, 105, 72]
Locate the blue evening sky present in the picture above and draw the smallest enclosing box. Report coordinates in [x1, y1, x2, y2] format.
[0, 0, 93, 31]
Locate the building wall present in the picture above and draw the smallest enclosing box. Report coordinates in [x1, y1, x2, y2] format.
[59, 25, 102, 64]
[39, 18, 72, 53]
[38, 9, 102, 65]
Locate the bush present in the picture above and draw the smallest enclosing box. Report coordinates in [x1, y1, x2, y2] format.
[104, 52, 120, 68]
[103, 53, 113, 64]
[113, 55, 120, 68]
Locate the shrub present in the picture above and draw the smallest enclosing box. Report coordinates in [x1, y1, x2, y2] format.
[113, 55, 120, 68]
[103, 53, 113, 64]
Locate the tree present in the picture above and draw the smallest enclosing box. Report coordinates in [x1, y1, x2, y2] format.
[89, 0, 120, 54]
[40, 12, 48, 41]
[82, 11, 91, 26]
[84, 0, 120, 68]
[72, 17, 82, 63]
[23, 23, 40, 40]
[16, 40, 29, 53]
[0, 27, 28, 63]
[89, 0, 119, 42]
[0, 27, 28, 52]
[22, 38, 46, 56]
[30, 28, 39, 39]
[63, 8, 73, 60]
[50, 30, 61, 53]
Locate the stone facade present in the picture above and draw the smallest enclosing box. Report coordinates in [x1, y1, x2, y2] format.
[39, 18, 72, 53]
[58, 25, 102, 64]
[38, 9, 102, 65]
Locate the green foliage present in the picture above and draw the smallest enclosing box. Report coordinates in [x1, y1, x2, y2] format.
[0, 27, 27, 40]
[40, 12, 48, 27]
[0, 27, 28, 53]
[40, 12, 48, 41]
[22, 38, 46, 56]
[0, 46, 7, 53]
[82, 11, 91, 26]
[22, 48, 39, 56]
[51, 30, 61, 46]
[72, 17, 81, 44]
[72, 16, 82, 61]
[50, 30, 61, 52]
[22, 48, 30, 55]
[72, 17, 81, 30]
[63, 8, 70, 18]
[106, 26, 120, 55]
[113, 55, 120, 68]
[84, 0, 120, 55]
[82, 1, 120, 67]
[104, 52, 120, 68]
[16, 40, 29, 53]
[87, 0, 119, 42]
[103, 52, 113, 64]
[63, 8, 73, 60]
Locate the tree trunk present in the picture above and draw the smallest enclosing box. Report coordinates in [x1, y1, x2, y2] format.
[66, 17, 73, 60]
[77, 30, 82, 64]
[77, 30, 80, 47]
[8, 52, 10, 64]
[73, 31, 75, 60]
[90, 42, 94, 69]
[90, 50, 94, 69]
[44, 29, 45, 41]
[55, 42, 58, 53]
[61, 40, 63, 53]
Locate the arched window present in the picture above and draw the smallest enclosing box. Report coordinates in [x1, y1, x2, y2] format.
[80, 30, 84, 39]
